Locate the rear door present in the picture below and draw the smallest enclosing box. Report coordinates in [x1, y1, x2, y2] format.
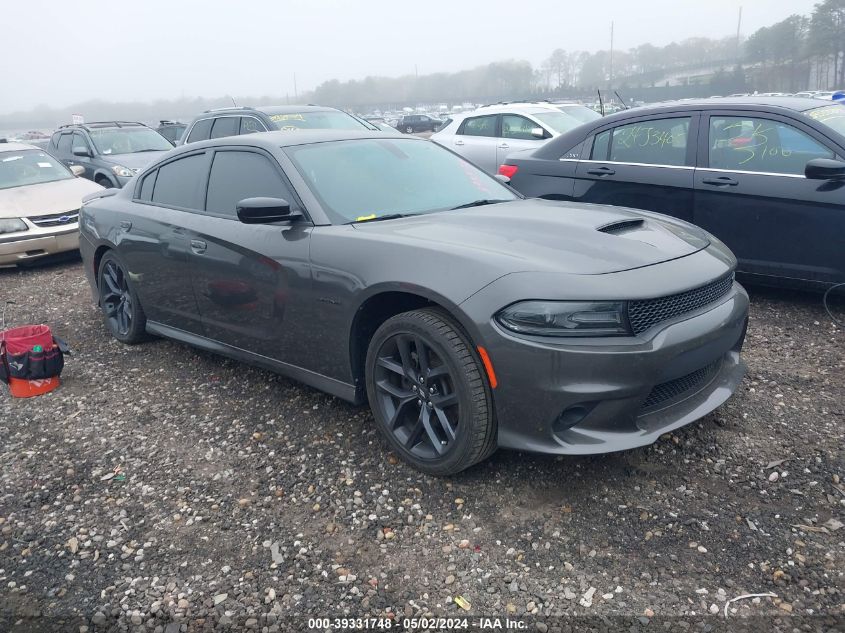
[452, 114, 500, 173]
[121, 152, 208, 333]
[694, 110, 844, 285]
[497, 114, 548, 168]
[182, 147, 313, 362]
[573, 113, 698, 222]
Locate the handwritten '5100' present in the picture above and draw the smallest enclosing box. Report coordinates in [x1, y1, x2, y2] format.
[721, 122, 793, 165]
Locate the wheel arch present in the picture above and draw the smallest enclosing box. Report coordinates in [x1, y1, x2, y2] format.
[348, 287, 484, 390]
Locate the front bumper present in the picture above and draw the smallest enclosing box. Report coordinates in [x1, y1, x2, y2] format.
[479, 282, 749, 455]
[0, 227, 79, 267]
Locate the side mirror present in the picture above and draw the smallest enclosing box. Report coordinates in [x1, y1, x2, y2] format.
[805, 157, 845, 180]
[236, 197, 301, 224]
[73, 146, 91, 157]
[494, 174, 511, 185]
[70, 165, 85, 177]
[531, 127, 546, 139]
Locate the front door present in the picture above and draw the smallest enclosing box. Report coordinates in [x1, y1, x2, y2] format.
[496, 114, 547, 169]
[183, 147, 313, 361]
[573, 114, 698, 222]
[694, 112, 844, 285]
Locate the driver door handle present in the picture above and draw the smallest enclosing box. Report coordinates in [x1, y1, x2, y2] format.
[587, 166, 616, 176]
[499, 143, 510, 149]
[190, 239, 207, 254]
[701, 176, 739, 186]
[454, 139, 464, 146]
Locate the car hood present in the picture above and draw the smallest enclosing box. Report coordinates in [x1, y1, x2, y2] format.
[0, 177, 103, 219]
[351, 199, 710, 275]
[99, 151, 168, 170]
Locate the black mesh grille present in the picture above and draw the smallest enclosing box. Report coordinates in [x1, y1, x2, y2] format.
[628, 275, 733, 335]
[641, 360, 721, 411]
[28, 211, 79, 227]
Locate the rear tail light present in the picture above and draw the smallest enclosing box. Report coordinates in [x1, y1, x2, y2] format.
[498, 164, 518, 178]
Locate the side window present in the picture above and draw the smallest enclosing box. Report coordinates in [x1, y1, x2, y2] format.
[501, 115, 541, 140]
[49, 132, 61, 149]
[591, 130, 611, 160]
[458, 115, 498, 137]
[205, 151, 293, 217]
[72, 132, 90, 153]
[186, 118, 214, 143]
[56, 133, 73, 155]
[209, 117, 239, 139]
[709, 116, 834, 175]
[240, 117, 265, 135]
[608, 117, 690, 166]
[151, 153, 207, 209]
[138, 170, 157, 201]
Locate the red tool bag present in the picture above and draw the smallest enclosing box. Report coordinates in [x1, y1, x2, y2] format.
[0, 325, 68, 398]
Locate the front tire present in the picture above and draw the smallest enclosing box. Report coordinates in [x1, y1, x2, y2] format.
[365, 309, 496, 475]
[97, 251, 147, 344]
[405, 125, 414, 134]
[96, 176, 114, 189]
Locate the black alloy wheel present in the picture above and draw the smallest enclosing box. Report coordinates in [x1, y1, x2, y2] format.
[98, 252, 147, 344]
[366, 309, 496, 475]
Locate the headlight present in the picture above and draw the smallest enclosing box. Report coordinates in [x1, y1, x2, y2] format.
[0, 218, 28, 235]
[111, 165, 134, 178]
[496, 301, 630, 337]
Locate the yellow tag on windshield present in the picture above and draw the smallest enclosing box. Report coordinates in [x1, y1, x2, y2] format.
[355, 214, 377, 222]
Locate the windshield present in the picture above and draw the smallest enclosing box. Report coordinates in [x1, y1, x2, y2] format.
[532, 109, 597, 135]
[268, 110, 371, 131]
[286, 138, 517, 224]
[556, 105, 603, 124]
[0, 149, 73, 190]
[806, 104, 845, 137]
[89, 127, 172, 155]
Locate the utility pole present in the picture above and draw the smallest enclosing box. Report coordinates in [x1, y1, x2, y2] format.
[609, 21, 614, 91]
[735, 6, 743, 62]
[293, 73, 298, 101]
[415, 64, 418, 78]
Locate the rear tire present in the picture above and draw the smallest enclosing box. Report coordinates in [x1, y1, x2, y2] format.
[97, 251, 147, 344]
[405, 125, 414, 134]
[365, 308, 496, 476]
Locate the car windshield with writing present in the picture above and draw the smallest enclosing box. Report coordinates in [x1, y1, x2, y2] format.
[0, 150, 74, 190]
[285, 138, 517, 224]
[89, 128, 173, 155]
[268, 110, 370, 131]
[805, 104, 845, 137]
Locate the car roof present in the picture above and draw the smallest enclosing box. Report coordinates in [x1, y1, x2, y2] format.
[0, 141, 40, 152]
[202, 105, 341, 116]
[167, 129, 408, 155]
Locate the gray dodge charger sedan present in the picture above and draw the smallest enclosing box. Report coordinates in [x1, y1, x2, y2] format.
[78, 130, 748, 475]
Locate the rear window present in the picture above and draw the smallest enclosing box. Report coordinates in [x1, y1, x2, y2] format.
[268, 110, 369, 131]
[806, 104, 845, 137]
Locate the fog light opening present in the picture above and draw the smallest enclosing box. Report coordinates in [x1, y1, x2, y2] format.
[552, 404, 594, 437]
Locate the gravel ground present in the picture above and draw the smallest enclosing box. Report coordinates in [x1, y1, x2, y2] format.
[1, 256, 843, 633]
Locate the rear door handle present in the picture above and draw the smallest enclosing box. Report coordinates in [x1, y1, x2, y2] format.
[701, 176, 739, 186]
[119, 220, 132, 231]
[190, 239, 207, 254]
[499, 143, 510, 149]
[454, 139, 464, 146]
[587, 167, 616, 176]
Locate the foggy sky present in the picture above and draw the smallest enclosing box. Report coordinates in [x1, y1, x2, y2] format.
[0, 0, 819, 114]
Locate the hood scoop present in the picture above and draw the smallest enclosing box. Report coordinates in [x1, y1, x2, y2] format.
[597, 218, 645, 235]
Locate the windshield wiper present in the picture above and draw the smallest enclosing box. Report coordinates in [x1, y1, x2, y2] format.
[134, 148, 166, 152]
[450, 199, 511, 210]
[349, 213, 408, 224]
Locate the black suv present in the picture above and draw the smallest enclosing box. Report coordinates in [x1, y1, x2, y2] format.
[156, 120, 187, 146]
[397, 114, 442, 134]
[180, 105, 375, 145]
[48, 121, 172, 188]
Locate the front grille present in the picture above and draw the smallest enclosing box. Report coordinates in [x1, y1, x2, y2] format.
[628, 274, 734, 335]
[28, 210, 79, 228]
[641, 360, 721, 411]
